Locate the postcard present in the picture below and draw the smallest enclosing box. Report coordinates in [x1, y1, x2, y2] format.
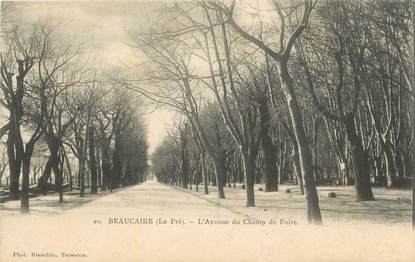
[0, 1, 413, 261]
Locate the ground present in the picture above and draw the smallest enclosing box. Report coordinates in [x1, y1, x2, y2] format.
[183, 182, 412, 226]
[0, 180, 413, 262]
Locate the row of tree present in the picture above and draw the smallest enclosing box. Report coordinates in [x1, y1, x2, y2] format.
[0, 9, 148, 213]
[137, 0, 413, 225]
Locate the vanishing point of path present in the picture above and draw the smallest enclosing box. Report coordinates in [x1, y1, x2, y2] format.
[64, 180, 244, 219]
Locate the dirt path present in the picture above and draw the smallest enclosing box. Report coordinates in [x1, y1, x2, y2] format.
[0, 181, 413, 262]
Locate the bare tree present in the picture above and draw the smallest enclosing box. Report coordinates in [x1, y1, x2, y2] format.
[125, 26, 230, 198]
[0, 25, 41, 201]
[210, 0, 322, 222]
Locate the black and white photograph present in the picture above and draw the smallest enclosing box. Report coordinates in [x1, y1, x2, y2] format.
[0, 0, 414, 261]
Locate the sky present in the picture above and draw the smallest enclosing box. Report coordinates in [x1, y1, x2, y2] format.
[0, 0, 176, 154]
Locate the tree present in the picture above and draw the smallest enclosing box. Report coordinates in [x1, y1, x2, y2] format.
[0, 25, 39, 200]
[0, 144, 8, 187]
[34, 25, 88, 203]
[125, 25, 230, 198]
[211, 0, 322, 222]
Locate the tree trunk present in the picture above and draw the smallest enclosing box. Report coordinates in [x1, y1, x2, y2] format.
[21, 145, 34, 213]
[80, 135, 87, 197]
[56, 154, 64, 203]
[383, 145, 398, 188]
[278, 62, 322, 224]
[38, 158, 53, 195]
[38, 136, 60, 195]
[80, 156, 86, 197]
[261, 135, 278, 192]
[77, 158, 81, 188]
[259, 101, 278, 192]
[7, 128, 22, 200]
[89, 128, 98, 194]
[212, 155, 226, 199]
[63, 151, 73, 191]
[180, 126, 189, 189]
[292, 148, 305, 195]
[194, 168, 199, 192]
[338, 160, 351, 186]
[201, 153, 209, 194]
[101, 145, 111, 191]
[112, 137, 122, 189]
[241, 151, 255, 207]
[53, 156, 63, 203]
[97, 151, 102, 188]
[344, 116, 375, 201]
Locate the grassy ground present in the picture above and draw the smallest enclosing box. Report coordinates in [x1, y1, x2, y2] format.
[173, 183, 412, 226]
[0, 186, 134, 216]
